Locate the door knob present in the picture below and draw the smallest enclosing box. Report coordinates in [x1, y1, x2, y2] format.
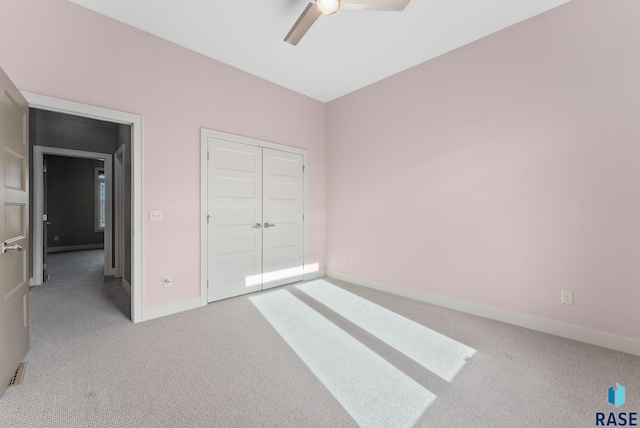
[264, 223, 276, 228]
[252, 223, 262, 229]
[2, 242, 23, 254]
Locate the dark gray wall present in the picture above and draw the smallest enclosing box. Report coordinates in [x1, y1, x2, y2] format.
[30, 109, 118, 153]
[29, 108, 131, 281]
[45, 155, 105, 249]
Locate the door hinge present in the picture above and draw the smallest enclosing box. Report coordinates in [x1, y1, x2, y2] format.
[207, 280, 209, 288]
[207, 214, 211, 224]
[302, 165, 305, 173]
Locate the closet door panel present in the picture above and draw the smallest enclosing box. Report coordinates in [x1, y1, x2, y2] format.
[262, 148, 304, 289]
[207, 139, 263, 302]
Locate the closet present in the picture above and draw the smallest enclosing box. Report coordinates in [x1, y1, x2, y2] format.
[204, 135, 305, 302]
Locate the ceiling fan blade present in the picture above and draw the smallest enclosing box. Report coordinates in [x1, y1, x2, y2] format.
[341, 0, 411, 11]
[284, 2, 323, 46]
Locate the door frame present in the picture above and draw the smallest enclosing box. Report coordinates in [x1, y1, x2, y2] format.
[199, 129, 309, 306]
[33, 147, 113, 281]
[24, 92, 143, 323]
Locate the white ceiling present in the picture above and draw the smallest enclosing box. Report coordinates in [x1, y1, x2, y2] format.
[69, 0, 571, 102]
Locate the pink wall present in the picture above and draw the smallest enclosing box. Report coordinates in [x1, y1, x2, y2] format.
[2, 0, 637, 339]
[326, 0, 640, 340]
[0, 0, 326, 308]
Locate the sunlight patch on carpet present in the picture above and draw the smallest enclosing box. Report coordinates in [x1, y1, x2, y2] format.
[297, 280, 476, 382]
[250, 289, 435, 428]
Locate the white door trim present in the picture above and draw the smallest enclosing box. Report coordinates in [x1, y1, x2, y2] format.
[33, 146, 113, 282]
[200, 129, 309, 307]
[24, 92, 143, 323]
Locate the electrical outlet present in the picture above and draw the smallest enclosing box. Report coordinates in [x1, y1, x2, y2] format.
[348, 256, 354, 264]
[163, 276, 172, 288]
[561, 290, 573, 305]
[150, 210, 163, 221]
[54, 236, 59, 242]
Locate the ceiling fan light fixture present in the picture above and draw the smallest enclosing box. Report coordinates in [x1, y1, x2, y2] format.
[285, 0, 411, 46]
[316, 0, 341, 15]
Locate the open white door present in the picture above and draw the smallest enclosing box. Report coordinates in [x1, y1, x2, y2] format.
[0, 67, 29, 396]
[115, 145, 125, 279]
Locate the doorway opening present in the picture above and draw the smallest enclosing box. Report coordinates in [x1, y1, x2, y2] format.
[43, 154, 109, 286]
[36, 150, 113, 284]
[26, 94, 142, 322]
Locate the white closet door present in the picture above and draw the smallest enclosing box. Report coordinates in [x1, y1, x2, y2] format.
[207, 139, 263, 302]
[262, 148, 304, 289]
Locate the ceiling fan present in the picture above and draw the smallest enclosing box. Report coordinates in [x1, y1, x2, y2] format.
[284, 0, 411, 46]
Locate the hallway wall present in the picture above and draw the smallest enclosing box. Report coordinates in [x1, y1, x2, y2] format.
[45, 155, 105, 251]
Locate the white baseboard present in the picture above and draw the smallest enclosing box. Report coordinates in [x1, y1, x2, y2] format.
[142, 296, 202, 322]
[325, 270, 640, 357]
[47, 244, 104, 253]
[198, 270, 327, 310]
[304, 269, 326, 282]
[122, 279, 131, 297]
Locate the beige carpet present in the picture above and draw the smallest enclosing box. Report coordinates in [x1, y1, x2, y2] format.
[0, 249, 638, 427]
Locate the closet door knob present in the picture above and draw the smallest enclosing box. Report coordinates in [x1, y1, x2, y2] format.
[252, 223, 262, 229]
[264, 223, 276, 228]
